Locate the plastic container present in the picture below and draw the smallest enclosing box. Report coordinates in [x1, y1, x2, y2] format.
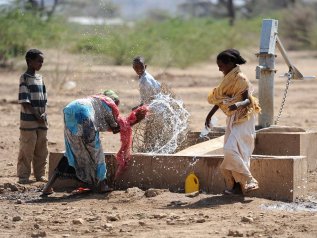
[185, 172, 199, 193]
[199, 116, 218, 138]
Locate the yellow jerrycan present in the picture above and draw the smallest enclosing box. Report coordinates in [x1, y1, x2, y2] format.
[185, 172, 199, 193]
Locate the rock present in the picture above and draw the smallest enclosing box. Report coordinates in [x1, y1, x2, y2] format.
[168, 213, 180, 219]
[241, 216, 254, 223]
[72, 218, 84, 225]
[62, 235, 70, 238]
[126, 187, 143, 193]
[87, 216, 100, 222]
[125, 187, 144, 197]
[107, 215, 120, 221]
[135, 213, 146, 219]
[6, 162, 13, 166]
[35, 217, 45, 222]
[185, 191, 200, 198]
[145, 188, 164, 198]
[16, 199, 22, 204]
[176, 217, 186, 222]
[166, 220, 176, 225]
[31, 232, 38, 238]
[52, 220, 63, 224]
[34, 223, 40, 229]
[139, 221, 146, 226]
[31, 231, 46, 237]
[38, 231, 46, 237]
[103, 223, 113, 229]
[228, 229, 244, 237]
[153, 213, 167, 219]
[167, 200, 188, 207]
[196, 218, 206, 223]
[4, 183, 19, 192]
[12, 216, 22, 222]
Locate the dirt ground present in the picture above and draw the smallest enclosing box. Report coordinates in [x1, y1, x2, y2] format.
[0, 50, 317, 238]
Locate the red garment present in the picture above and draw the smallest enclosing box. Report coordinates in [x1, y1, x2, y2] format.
[93, 95, 148, 178]
[115, 105, 148, 178]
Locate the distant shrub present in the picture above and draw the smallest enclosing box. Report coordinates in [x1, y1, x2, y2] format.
[0, 7, 66, 66]
[280, 5, 317, 50]
[75, 17, 262, 68]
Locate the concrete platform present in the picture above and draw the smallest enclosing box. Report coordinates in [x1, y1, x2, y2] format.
[49, 152, 307, 202]
[175, 135, 224, 156]
[182, 126, 317, 171]
[254, 126, 317, 171]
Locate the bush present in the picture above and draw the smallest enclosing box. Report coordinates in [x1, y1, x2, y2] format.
[280, 5, 317, 50]
[75, 17, 262, 68]
[0, 7, 66, 66]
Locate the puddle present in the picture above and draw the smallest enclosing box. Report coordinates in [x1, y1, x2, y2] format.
[260, 196, 317, 212]
[0, 188, 42, 202]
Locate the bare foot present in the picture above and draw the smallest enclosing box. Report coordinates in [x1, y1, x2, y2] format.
[244, 181, 259, 192]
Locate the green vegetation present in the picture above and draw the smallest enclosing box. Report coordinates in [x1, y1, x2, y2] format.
[0, 7, 66, 65]
[0, 5, 316, 68]
[76, 18, 264, 68]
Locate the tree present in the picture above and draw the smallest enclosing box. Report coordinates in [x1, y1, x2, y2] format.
[20, 0, 60, 20]
[227, 0, 235, 26]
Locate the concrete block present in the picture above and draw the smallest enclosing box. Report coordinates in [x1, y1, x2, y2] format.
[48, 152, 85, 191]
[254, 129, 317, 171]
[49, 152, 307, 201]
[248, 156, 307, 201]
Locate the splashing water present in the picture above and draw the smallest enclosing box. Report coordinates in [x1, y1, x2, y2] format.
[133, 93, 189, 154]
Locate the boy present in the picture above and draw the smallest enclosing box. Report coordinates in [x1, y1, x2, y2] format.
[132, 56, 161, 109]
[17, 49, 48, 184]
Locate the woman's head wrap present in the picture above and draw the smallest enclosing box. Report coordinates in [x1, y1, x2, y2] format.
[217, 49, 246, 65]
[103, 90, 120, 105]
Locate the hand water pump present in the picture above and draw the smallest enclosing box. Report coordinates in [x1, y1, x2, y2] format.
[256, 19, 315, 128]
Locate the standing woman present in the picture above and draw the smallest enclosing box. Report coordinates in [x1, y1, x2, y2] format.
[205, 49, 261, 195]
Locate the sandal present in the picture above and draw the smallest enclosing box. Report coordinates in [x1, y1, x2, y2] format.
[41, 188, 54, 197]
[244, 181, 259, 192]
[223, 182, 242, 195]
[71, 187, 92, 195]
[98, 185, 113, 194]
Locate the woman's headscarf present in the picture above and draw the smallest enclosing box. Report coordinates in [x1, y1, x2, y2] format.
[103, 89, 120, 105]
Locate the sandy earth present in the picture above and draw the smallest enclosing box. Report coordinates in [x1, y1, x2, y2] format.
[0, 50, 317, 237]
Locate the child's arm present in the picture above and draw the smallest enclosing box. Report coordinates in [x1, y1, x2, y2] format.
[21, 103, 46, 122]
[228, 90, 250, 111]
[131, 103, 144, 111]
[205, 105, 219, 128]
